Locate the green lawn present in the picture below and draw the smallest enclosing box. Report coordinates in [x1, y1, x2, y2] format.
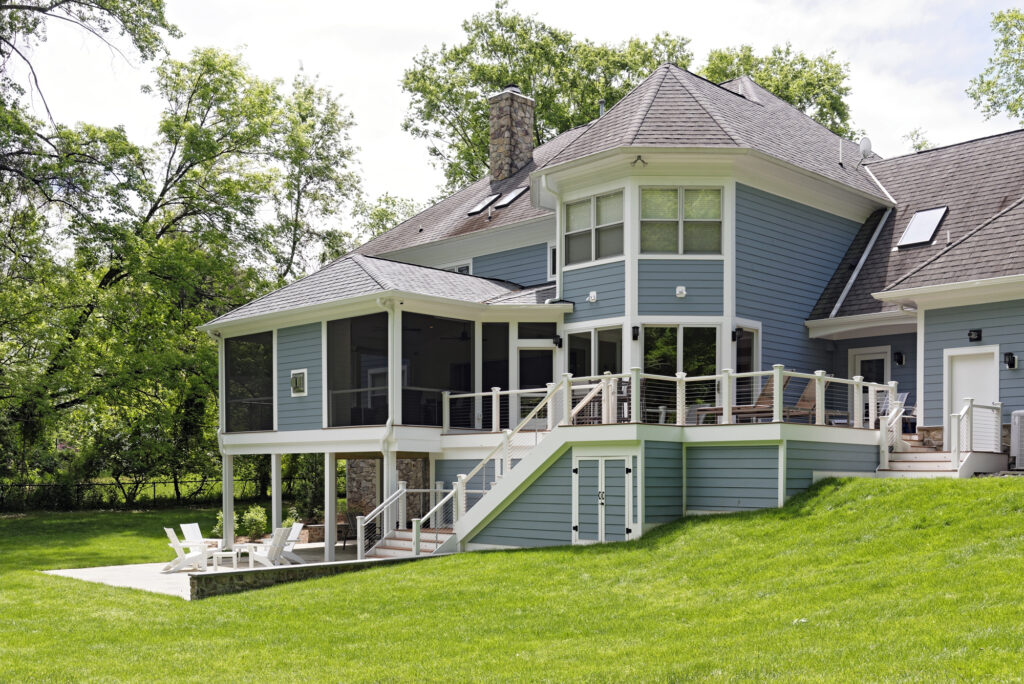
[2, 478, 1024, 681]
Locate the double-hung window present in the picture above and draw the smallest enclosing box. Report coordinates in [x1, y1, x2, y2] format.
[564, 191, 624, 266]
[640, 187, 722, 255]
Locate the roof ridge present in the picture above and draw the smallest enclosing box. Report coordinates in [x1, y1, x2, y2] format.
[868, 127, 1024, 166]
[666, 67, 743, 146]
[885, 193, 1024, 291]
[629, 65, 671, 145]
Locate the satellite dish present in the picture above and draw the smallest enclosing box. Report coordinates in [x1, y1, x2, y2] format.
[859, 137, 873, 159]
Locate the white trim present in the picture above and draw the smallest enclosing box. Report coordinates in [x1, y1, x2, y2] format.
[571, 447, 639, 544]
[805, 309, 917, 340]
[289, 368, 309, 398]
[547, 241, 557, 281]
[863, 165, 897, 205]
[562, 255, 626, 273]
[830, 206, 893, 318]
[942, 344, 1001, 450]
[916, 309, 925, 419]
[848, 345, 892, 384]
[874, 273, 1024, 310]
[321, 320, 328, 429]
[777, 441, 787, 508]
[217, 337, 226, 434]
[272, 329, 279, 432]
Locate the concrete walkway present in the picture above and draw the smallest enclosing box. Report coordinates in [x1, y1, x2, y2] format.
[44, 543, 359, 600]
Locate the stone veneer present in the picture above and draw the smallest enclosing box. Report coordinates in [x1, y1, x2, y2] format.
[346, 457, 431, 519]
[488, 85, 534, 181]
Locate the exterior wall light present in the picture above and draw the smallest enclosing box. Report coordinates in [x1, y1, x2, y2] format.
[632, 326, 640, 341]
[968, 329, 982, 342]
[894, 352, 905, 366]
[586, 290, 598, 303]
[552, 334, 562, 348]
[1005, 352, 1018, 370]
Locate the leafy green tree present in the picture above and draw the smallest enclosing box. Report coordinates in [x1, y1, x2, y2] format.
[902, 128, 933, 152]
[968, 9, 1024, 124]
[701, 43, 856, 137]
[270, 72, 360, 281]
[401, 1, 692, 191]
[320, 192, 420, 263]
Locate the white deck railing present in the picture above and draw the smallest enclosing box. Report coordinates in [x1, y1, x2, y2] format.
[950, 398, 1003, 466]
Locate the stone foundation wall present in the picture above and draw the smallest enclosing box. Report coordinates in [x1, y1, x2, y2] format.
[189, 555, 430, 600]
[917, 424, 1011, 452]
[345, 459, 378, 515]
[398, 458, 430, 519]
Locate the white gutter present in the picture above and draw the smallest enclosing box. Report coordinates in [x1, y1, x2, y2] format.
[830, 206, 892, 319]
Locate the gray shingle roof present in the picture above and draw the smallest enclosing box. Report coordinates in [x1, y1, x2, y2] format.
[206, 255, 558, 326]
[542, 66, 886, 201]
[355, 125, 589, 257]
[812, 129, 1024, 318]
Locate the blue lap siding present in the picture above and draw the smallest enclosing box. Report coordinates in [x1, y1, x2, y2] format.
[562, 261, 625, 322]
[832, 333, 918, 404]
[470, 450, 574, 548]
[276, 323, 323, 431]
[685, 444, 779, 511]
[644, 441, 683, 523]
[785, 441, 879, 497]
[472, 243, 550, 287]
[735, 184, 862, 373]
[923, 299, 1024, 425]
[637, 260, 723, 315]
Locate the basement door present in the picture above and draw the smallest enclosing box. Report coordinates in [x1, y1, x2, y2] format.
[572, 456, 632, 544]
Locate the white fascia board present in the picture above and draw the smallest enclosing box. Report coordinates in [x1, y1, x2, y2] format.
[531, 147, 889, 220]
[202, 290, 572, 338]
[805, 309, 918, 340]
[376, 216, 555, 267]
[873, 273, 1024, 310]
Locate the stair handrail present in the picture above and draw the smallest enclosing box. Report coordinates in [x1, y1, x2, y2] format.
[458, 377, 567, 507]
[413, 487, 458, 556]
[356, 481, 406, 560]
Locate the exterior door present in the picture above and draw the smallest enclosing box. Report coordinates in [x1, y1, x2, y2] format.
[947, 348, 999, 451]
[572, 457, 632, 544]
[850, 347, 890, 419]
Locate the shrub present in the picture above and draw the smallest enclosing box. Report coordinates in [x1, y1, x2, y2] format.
[282, 505, 301, 528]
[212, 509, 239, 538]
[241, 504, 268, 541]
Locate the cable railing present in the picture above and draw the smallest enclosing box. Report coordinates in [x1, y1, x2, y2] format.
[950, 398, 1004, 467]
[412, 486, 458, 556]
[356, 482, 406, 560]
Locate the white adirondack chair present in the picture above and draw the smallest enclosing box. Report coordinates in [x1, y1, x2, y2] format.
[162, 527, 208, 573]
[248, 527, 290, 568]
[281, 522, 305, 565]
[180, 523, 223, 551]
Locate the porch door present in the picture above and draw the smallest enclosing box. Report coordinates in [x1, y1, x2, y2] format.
[948, 349, 999, 451]
[851, 347, 890, 420]
[573, 457, 631, 544]
[519, 348, 554, 426]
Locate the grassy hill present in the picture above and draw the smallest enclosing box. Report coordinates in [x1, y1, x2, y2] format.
[2, 477, 1024, 681]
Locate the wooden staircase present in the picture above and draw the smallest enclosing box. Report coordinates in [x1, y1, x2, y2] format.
[365, 529, 454, 559]
[877, 432, 960, 478]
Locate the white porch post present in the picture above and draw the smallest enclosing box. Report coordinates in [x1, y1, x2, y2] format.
[324, 452, 337, 562]
[270, 453, 282, 530]
[221, 453, 234, 550]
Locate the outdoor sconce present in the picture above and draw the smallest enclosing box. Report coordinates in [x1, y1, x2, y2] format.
[632, 326, 640, 341]
[586, 290, 598, 303]
[552, 334, 563, 348]
[894, 352, 905, 366]
[675, 285, 687, 298]
[1005, 352, 1018, 370]
[968, 329, 983, 342]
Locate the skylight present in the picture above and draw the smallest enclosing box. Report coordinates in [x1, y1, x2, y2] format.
[897, 207, 947, 247]
[467, 193, 501, 215]
[494, 186, 528, 208]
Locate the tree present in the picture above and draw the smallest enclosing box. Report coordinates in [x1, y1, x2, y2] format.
[320, 192, 420, 263]
[401, 1, 692, 192]
[902, 128, 932, 152]
[269, 72, 360, 281]
[967, 9, 1024, 124]
[700, 43, 856, 137]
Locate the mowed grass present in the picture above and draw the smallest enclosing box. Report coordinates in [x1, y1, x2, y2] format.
[3, 478, 1024, 682]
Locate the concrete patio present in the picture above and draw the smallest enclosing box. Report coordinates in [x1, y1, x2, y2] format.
[44, 542, 363, 600]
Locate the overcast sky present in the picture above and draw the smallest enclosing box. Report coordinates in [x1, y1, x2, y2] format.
[22, 0, 1016, 206]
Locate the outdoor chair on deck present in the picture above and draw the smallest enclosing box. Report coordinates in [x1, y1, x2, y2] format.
[281, 522, 305, 565]
[248, 527, 290, 568]
[695, 374, 791, 424]
[180, 523, 222, 551]
[162, 527, 208, 573]
[783, 377, 846, 424]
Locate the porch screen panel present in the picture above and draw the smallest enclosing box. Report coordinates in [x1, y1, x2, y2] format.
[403, 313, 473, 426]
[568, 332, 592, 377]
[642, 327, 677, 424]
[683, 327, 718, 422]
[481, 323, 509, 430]
[327, 312, 389, 427]
[224, 332, 274, 432]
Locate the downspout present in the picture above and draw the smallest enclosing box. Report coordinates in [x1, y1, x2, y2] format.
[830, 206, 893, 319]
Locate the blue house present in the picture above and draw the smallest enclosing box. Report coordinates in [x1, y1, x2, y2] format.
[202, 65, 1020, 561]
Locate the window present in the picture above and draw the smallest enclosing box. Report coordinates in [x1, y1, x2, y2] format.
[468, 193, 500, 215]
[443, 263, 471, 275]
[898, 206, 947, 247]
[494, 186, 528, 208]
[548, 244, 557, 279]
[224, 332, 274, 432]
[568, 328, 622, 377]
[564, 191, 624, 265]
[640, 187, 722, 255]
[289, 369, 307, 397]
[642, 326, 717, 375]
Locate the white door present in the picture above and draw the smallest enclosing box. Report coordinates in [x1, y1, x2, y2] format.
[947, 348, 999, 451]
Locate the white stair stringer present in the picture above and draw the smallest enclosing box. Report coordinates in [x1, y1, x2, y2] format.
[453, 424, 640, 548]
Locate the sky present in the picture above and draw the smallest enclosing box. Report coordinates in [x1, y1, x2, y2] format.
[20, 0, 1017, 207]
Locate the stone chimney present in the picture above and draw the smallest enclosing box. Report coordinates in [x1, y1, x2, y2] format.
[488, 84, 535, 181]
